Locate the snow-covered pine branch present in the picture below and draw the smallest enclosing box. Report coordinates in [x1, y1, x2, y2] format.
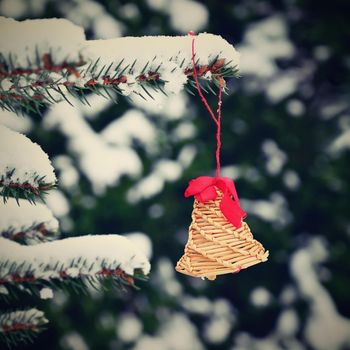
[0, 234, 151, 292]
[0, 198, 59, 244]
[0, 125, 56, 204]
[0, 17, 240, 113]
[0, 308, 48, 346]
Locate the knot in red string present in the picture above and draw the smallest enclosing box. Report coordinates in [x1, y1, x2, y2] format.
[184, 176, 246, 228]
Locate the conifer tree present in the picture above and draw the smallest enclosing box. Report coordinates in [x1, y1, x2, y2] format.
[0, 17, 238, 347]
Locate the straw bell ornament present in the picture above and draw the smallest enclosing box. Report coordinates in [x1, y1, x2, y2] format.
[175, 176, 269, 280]
[175, 33, 269, 280]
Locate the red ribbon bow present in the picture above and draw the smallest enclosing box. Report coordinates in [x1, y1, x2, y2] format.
[184, 176, 246, 228]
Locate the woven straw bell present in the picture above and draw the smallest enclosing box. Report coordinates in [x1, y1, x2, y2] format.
[176, 187, 269, 280]
[176, 33, 269, 280]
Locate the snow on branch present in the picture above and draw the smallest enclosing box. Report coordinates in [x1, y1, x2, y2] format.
[0, 308, 48, 346]
[0, 234, 151, 290]
[0, 17, 240, 112]
[0, 198, 59, 244]
[0, 125, 56, 204]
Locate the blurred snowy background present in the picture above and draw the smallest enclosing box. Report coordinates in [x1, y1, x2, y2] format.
[0, 0, 349, 349]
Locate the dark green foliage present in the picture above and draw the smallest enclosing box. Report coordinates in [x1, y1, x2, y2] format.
[0, 0, 349, 349]
[1, 49, 239, 115]
[0, 309, 48, 348]
[0, 168, 55, 205]
[0, 223, 59, 245]
[0, 259, 146, 301]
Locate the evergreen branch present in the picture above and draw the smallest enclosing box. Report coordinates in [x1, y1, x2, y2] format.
[0, 222, 59, 245]
[0, 235, 150, 295]
[0, 308, 48, 347]
[0, 57, 238, 113]
[0, 267, 146, 299]
[0, 172, 56, 205]
[0, 126, 57, 204]
[1, 18, 240, 113]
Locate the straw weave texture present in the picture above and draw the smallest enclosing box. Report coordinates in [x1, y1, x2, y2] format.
[176, 190, 269, 280]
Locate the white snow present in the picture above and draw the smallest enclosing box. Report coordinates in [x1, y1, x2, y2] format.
[0, 308, 48, 331]
[44, 101, 142, 194]
[163, 68, 189, 94]
[0, 197, 59, 243]
[0, 110, 32, 133]
[203, 299, 235, 344]
[320, 100, 348, 120]
[45, 190, 70, 218]
[229, 239, 349, 350]
[117, 313, 143, 343]
[79, 144, 141, 195]
[181, 296, 212, 316]
[283, 169, 301, 190]
[266, 73, 300, 103]
[0, 78, 12, 90]
[329, 128, 350, 155]
[261, 139, 287, 175]
[161, 313, 204, 349]
[39, 287, 53, 300]
[0, 17, 85, 67]
[238, 15, 294, 78]
[93, 13, 124, 39]
[127, 159, 182, 203]
[241, 192, 292, 227]
[222, 165, 261, 183]
[0, 125, 56, 186]
[0, 285, 9, 295]
[250, 286, 272, 307]
[133, 312, 204, 350]
[59, 0, 124, 40]
[0, 234, 151, 280]
[220, 165, 241, 180]
[231, 331, 303, 350]
[124, 232, 153, 260]
[313, 45, 331, 61]
[291, 238, 350, 350]
[147, 0, 168, 11]
[328, 116, 350, 157]
[168, 0, 208, 33]
[204, 317, 232, 344]
[277, 309, 299, 337]
[131, 93, 188, 121]
[84, 33, 239, 71]
[266, 64, 315, 103]
[177, 144, 197, 168]
[286, 99, 305, 117]
[83, 32, 239, 97]
[154, 257, 183, 297]
[279, 285, 297, 306]
[147, 0, 208, 33]
[101, 109, 157, 154]
[60, 331, 89, 350]
[172, 122, 197, 141]
[79, 94, 114, 120]
[127, 144, 196, 204]
[53, 155, 80, 190]
[237, 15, 315, 104]
[155, 160, 182, 181]
[120, 4, 140, 20]
[0, 17, 238, 105]
[127, 173, 163, 203]
[0, 0, 27, 18]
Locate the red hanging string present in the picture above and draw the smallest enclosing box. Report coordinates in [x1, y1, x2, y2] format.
[189, 31, 223, 178]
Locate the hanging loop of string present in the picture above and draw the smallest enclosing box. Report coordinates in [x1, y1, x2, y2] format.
[189, 31, 223, 178]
